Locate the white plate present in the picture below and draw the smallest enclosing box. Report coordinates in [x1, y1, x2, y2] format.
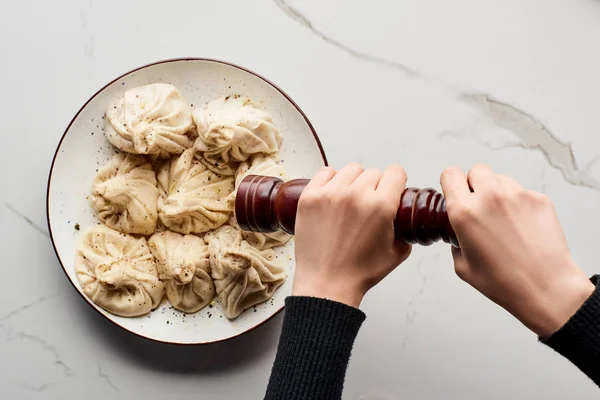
[47, 58, 327, 344]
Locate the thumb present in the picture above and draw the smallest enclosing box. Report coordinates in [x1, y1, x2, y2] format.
[393, 242, 412, 265]
[451, 246, 471, 282]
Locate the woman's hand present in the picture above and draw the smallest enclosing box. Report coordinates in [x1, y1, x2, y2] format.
[441, 165, 594, 337]
[292, 163, 412, 308]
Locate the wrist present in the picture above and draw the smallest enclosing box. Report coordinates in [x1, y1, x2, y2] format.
[292, 276, 365, 309]
[530, 273, 595, 338]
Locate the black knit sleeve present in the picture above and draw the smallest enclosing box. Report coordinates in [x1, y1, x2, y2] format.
[542, 275, 600, 386]
[265, 296, 366, 400]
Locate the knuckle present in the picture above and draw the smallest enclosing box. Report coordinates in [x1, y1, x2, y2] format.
[299, 189, 325, 208]
[471, 164, 490, 174]
[489, 186, 542, 210]
[389, 165, 407, 179]
[318, 166, 336, 175]
[530, 191, 551, 206]
[440, 167, 458, 185]
[483, 187, 505, 204]
[343, 190, 380, 214]
[508, 187, 524, 202]
[344, 162, 363, 172]
[448, 203, 474, 227]
[441, 167, 456, 178]
[368, 168, 384, 179]
[332, 188, 356, 207]
[514, 188, 532, 203]
[442, 166, 460, 175]
[533, 191, 550, 202]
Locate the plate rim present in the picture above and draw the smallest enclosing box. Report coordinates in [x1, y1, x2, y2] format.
[46, 57, 328, 345]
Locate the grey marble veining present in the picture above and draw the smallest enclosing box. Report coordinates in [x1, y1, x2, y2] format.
[274, 0, 422, 78]
[3, 203, 50, 238]
[276, 0, 599, 192]
[460, 93, 600, 190]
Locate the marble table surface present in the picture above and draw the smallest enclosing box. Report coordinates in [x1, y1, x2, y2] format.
[2, 0, 599, 398]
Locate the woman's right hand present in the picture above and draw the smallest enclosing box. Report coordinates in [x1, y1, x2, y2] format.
[292, 164, 412, 309]
[440, 165, 594, 338]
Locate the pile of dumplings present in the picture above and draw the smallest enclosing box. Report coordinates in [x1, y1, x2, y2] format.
[75, 83, 292, 320]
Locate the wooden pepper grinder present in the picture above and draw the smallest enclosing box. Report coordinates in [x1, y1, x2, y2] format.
[236, 175, 459, 247]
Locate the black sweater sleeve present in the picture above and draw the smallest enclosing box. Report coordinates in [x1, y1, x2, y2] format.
[265, 296, 366, 400]
[542, 275, 600, 386]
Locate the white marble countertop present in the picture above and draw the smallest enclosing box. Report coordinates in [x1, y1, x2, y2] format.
[2, 0, 600, 398]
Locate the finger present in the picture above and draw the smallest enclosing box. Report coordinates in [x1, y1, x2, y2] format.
[306, 166, 337, 190]
[496, 174, 523, 192]
[451, 246, 470, 281]
[451, 246, 463, 261]
[353, 168, 383, 191]
[326, 162, 364, 188]
[526, 190, 549, 203]
[393, 242, 412, 264]
[440, 167, 470, 205]
[467, 164, 500, 192]
[376, 165, 407, 207]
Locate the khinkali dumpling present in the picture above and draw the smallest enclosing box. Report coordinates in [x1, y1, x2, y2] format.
[229, 155, 292, 249]
[91, 153, 159, 235]
[205, 225, 286, 319]
[157, 148, 234, 234]
[193, 95, 283, 175]
[75, 225, 164, 317]
[228, 216, 292, 251]
[148, 231, 215, 313]
[233, 154, 287, 188]
[105, 83, 194, 156]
